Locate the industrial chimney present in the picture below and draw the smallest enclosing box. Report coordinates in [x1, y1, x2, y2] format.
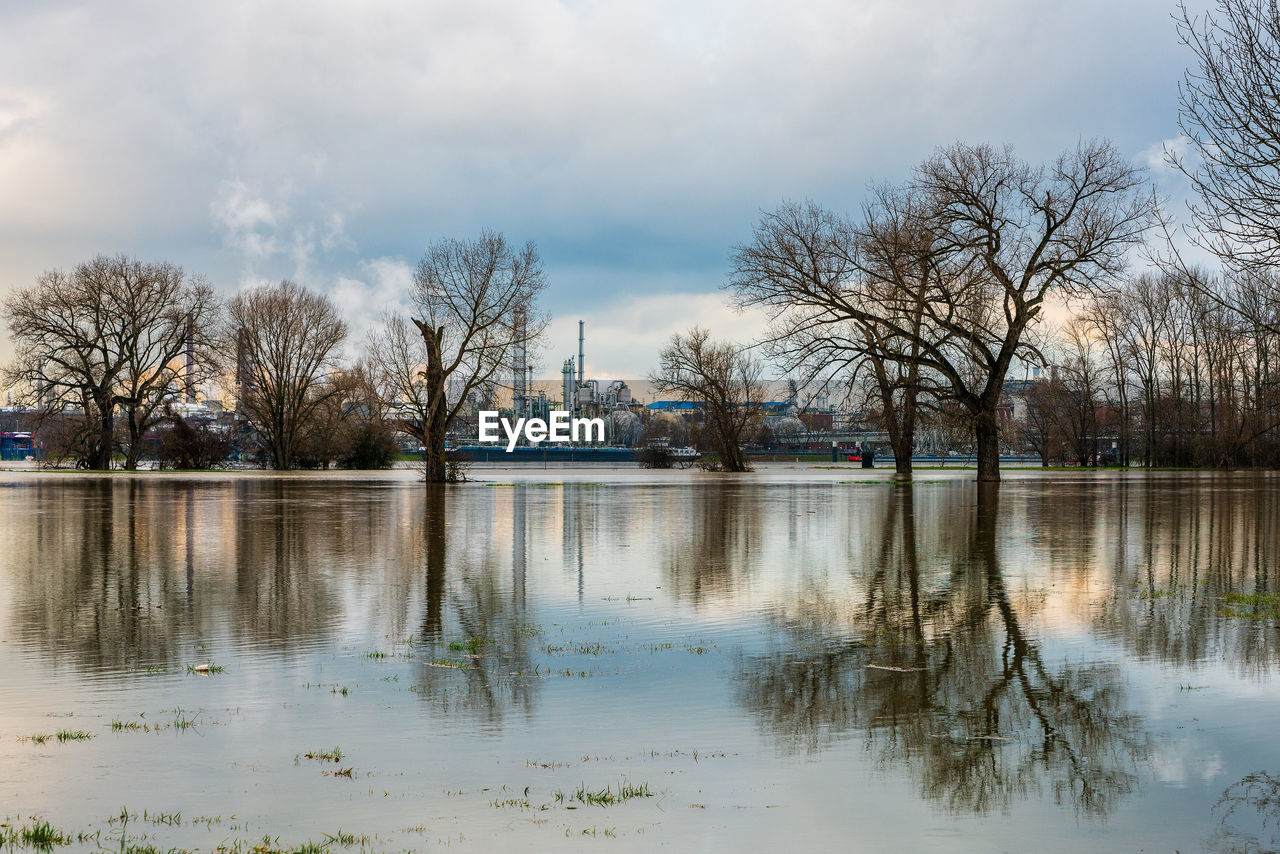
[577, 320, 584, 389]
[184, 312, 196, 404]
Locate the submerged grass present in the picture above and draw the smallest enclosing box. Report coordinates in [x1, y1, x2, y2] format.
[1220, 591, 1280, 620]
[447, 637, 488, 653]
[186, 663, 225, 675]
[554, 780, 654, 808]
[171, 709, 201, 731]
[0, 818, 73, 849]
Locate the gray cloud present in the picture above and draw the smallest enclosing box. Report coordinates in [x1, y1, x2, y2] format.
[0, 0, 1204, 374]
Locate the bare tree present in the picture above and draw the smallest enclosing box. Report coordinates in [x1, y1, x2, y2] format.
[728, 195, 945, 478]
[4, 255, 219, 470]
[1016, 377, 1067, 467]
[1080, 292, 1136, 466]
[366, 312, 432, 450]
[731, 141, 1152, 482]
[109, 264, 220, 469]
[1172, 0, 1280, 272]
[410, 232, 547, 483]
[649, 327, 764, 472]
[912, 141, 1152, 481]
[1053, 319, 1106, 466]
[228, 280, 347, 470]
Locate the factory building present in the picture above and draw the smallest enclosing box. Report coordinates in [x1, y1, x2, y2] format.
[508, 320, 639, 446]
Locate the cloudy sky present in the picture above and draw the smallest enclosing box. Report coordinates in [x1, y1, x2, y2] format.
[0, 0, 1202, 378]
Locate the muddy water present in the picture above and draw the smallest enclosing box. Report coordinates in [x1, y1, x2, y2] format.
[2, 469, 1279, 852]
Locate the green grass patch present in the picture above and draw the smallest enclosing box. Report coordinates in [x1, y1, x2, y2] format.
[3, 818, 73, 848]
[447, 637, 489, 653]
[186, 663, 224, 675]
[1220, 591, 1280, 620]
[554, 779, 653, 808]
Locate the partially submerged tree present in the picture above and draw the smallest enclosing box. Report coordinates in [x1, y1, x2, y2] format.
[4, 255, 220, 470]
[228, 280, 347, 470]
[732, 141, 1153, 482]
[649, 327, 764, 473]
[410, 232, 547, 483]
[367, 313, 432, 450]
[109, 263, 220, 469]
[911, 141, 1151, 481]
[729, 191, 943, 478]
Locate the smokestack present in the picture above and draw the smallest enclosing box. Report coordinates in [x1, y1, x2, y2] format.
[184, 312, 196, 404]
[577, 320, 584, 388]
[512, 311, 526, 415]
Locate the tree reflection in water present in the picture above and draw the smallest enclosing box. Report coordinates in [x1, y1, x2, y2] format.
[1088, 476, 1280, 674]
[409, 484, 539, 726]
[733, 484, 1148, 817]
[5, 480, 336, 667]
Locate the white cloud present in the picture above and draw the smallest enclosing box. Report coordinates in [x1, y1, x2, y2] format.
[1139, 134, 1196, 176]
[329, 257, 416, 358]
[210, 179, 282, 262]
[542, 291, 770, 380]
[0, 0, 1196, 372]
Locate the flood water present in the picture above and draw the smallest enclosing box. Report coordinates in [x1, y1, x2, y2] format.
[3, 468, 1280, 852]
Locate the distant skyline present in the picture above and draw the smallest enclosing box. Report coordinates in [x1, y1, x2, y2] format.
[0, 0, 1205, 378]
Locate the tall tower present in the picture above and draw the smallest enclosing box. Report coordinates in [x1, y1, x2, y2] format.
[512, 310, 527, 417]
[562, 359, 575, 411]
[184, 312, 196, 404]
[577, 320, 584, 389]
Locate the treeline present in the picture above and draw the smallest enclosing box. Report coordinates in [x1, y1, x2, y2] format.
[2, 259, 399, 471]
[3, 232, 546, 477]
[647, 0, 1280, 481]
[1016, 271, 1280, 468]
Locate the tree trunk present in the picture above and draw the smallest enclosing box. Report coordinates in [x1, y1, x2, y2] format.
[420, 323, 450, 484]
[716, 413, 748, 472]
[125, 412, 142, 470]
[425, 424, 448, 482]
[95, 403, 114, 470]
[892, 435, 913, 478]
[974, 409, 1001, 483]
[271, 415, 291, 470]
[892, 392, 916, 479]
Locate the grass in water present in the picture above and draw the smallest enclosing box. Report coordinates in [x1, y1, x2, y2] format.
[1220, 591, 1280, 620]
[554, 779, 653, 807]
[447, 637, 488, 653]
[12, 818, 72, 848]
[302, 747, 344, 763]
[54, 730, 94, 742]
[321, 830, 369, 847]
[171, 709, 201, 731]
